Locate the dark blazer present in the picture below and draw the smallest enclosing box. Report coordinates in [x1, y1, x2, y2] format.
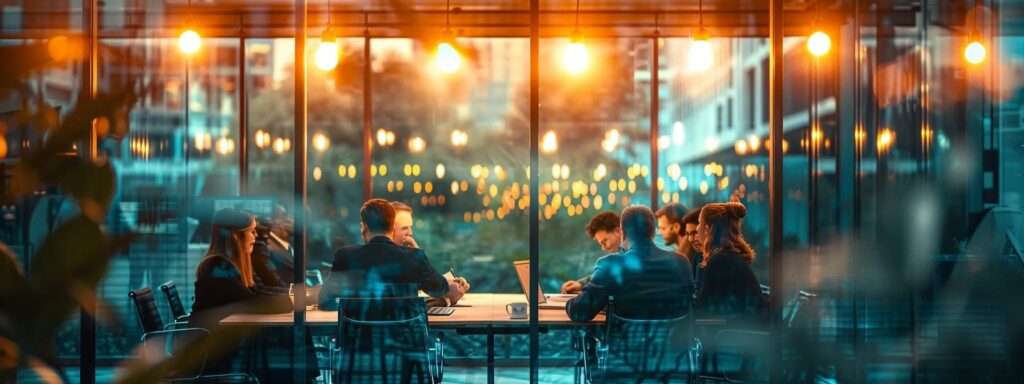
[189, 255, 292, 328]
[694, 250, 763, 320]
[566, 240, 694, 322]
[319, 235, 449, 310]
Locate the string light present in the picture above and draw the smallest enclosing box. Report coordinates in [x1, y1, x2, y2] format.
[408, 136, 426, 153]
[542, 131, 558, 153]
[312, 132, 330, 152]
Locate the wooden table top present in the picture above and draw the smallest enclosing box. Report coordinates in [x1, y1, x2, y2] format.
[220, 293, 605, 327]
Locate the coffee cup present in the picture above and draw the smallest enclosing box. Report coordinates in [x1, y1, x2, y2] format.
[506, 302, 528, 319]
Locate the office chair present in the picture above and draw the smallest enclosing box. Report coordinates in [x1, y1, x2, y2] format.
[333, 296, 444, 384]
[160, 281, 190, 322]
[129, 287, 165, 334]
[578, 297, 695, 383]
[130, 287, 260, 383]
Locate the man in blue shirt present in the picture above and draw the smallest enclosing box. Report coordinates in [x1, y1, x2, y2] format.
[566, 206, 695, 321]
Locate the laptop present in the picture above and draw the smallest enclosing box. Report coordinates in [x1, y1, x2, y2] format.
[513, 260, 577, 309]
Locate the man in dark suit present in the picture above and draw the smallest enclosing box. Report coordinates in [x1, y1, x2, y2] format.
[566, 206, 695, 321]
[319, 199, 466, 310]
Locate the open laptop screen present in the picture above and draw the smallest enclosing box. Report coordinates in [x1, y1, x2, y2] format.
[513, 260, 546, 304]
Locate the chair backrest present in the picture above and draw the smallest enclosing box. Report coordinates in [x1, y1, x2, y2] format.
[129, 287, 164, 334]
[159, 281, 188, 321]
[783, 290, 817, 328]
[334, 296, 434, 384]
[140, 327, 211, 381]
[601, 298, 692, 380]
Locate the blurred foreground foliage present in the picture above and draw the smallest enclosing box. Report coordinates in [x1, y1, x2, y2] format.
[0, 39, 254, 384]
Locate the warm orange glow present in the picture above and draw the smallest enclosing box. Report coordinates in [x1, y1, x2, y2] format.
[688, 32, 713, 72]
[254, 130, 271, 149]
[178, 29, 201, 55]
[542, 131, 558, 153]
[734, 140, 748, 155]
[964, 40, 986, 65]
[408, 136, 426, 153]
[746, 135, 761, 152]
[602, 129, 620, 152]
[451, 129, 468, 147]
[877, 129, 895, 153]
[215, 137, 235, 155]
[315, 29, 340, 71]
[562, 37, 590, 75]
[807, 31, 832, 57]
[312, 132, 330, 152]
[434, 41, 462, 74]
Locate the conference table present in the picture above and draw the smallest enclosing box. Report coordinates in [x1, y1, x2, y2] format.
[221, 293, 605, 383]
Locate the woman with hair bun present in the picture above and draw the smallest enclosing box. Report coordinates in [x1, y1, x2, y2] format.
[694, 202, 764, 320]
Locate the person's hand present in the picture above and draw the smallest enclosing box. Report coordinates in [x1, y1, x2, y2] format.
[561, 280, 582, 294]
[403, 236, 420, 249]
[445, 278, 467, 305]
[454, 276, 470, 292]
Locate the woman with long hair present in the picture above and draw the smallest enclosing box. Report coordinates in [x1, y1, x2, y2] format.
[190, 208, 291, 327]
[694, 202, 764, 320]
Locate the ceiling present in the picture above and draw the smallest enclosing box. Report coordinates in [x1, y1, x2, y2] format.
[6, 0, 1010, 39]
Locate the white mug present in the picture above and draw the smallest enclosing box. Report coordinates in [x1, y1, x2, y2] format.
[506, 302, 528, 319]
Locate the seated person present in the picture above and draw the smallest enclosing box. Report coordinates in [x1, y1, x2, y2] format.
[190, 208, 292, 329]
[252, 211, 294, 290]
[693, 202, 764, 321]
[561, 211, 623, 294]
[655, 203, 689, 257]
[319, 199, 467, 310]
[682, 208, 704, 289]
[566, 206, 695, 322]
[189, 209, 318, 380]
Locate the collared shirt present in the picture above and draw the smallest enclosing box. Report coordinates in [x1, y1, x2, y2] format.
[319, 235, 449, 310]
[576, 246, 626, 285]
[567, 240, 694, 322]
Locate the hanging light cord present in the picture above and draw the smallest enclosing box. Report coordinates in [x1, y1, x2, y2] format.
[698, 0, 703, 31]
[446, 0, 451, 34]
[575, 0, 580, 34]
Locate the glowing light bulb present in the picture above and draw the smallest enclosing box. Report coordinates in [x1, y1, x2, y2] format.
[409, 136, 426, 153]
[687, 34, 713, 72]
[434, 41, 462, 74]
[178, 29, 201, 55]
[215, 137, 234, 155]
[562, 38, 590, 75]
[807, 31, 832, 57]
[964, 40, 986, 65]
[315, 30, 339, 71]
[312, 132, 330, 152]
[451, 129, 468, 147]
[541, 131, 558, 153]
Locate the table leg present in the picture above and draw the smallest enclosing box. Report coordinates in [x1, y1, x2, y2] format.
[487, 328, 495, 384]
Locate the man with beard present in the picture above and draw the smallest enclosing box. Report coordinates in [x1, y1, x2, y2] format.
[655, 203, 689, 257]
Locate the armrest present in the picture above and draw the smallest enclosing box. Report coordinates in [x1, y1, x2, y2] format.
[163, 321, 190, 330]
